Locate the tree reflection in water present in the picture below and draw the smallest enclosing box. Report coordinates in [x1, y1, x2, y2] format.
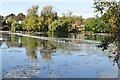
[98, 34, 120, 69]
[5, 33, 66, 60]
[23, 37, 38, 60]
[23, 37, 57, 60]
[3, 32, 120, 69]
[17, 37, 22, 47]
[112, 43, 120, 69]
[40, 40, 57, 60]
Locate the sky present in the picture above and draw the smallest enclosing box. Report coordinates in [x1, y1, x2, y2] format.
[0, 0, 97, 18]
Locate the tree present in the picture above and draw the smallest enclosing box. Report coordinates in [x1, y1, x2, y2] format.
[84, 17, 109, 33]
[48, 18, 72, 34]
[26, 5, 39, 16]
[7, 17, 16, 27]
[41, 5, 58, 32]
[67, 11, 73, 17]
[24, 16, 40, 31]
[24, 5, 42, 32]
[84, 18, 97, 32]
[61, 12, 66, 17]
[73, 15, 84, 27]
[8, 13, 16, 17]
[11, 21, 18, 32]
[41, 5, 54, 16]
[11, 21, 24, 32]
[94, 1, 120, 53]
[17, 13, 25, 16]
[94, 1, 120, 34]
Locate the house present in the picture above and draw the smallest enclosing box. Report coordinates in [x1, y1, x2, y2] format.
[15, 15, 25, 23]
[7, 13, 25, 24]
[73, 18, 85, 31]
[1, 13, 25, 30]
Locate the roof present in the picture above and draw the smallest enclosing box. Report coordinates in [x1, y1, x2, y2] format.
[8, 15, 25, 21]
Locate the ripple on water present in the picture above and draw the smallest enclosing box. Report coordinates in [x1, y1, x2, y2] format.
[2, 64, 40, 78]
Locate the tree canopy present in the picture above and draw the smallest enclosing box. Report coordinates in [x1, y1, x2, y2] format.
[41, 5, 54, 16]
[17, 13, 25, 16]
[94, 1, 120, 34]
[93, 1, 120, 51]
[48, 18, 72, 33]
[26, 5, 39, 16]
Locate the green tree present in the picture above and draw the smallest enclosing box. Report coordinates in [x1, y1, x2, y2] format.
[7, 17, 16, 27]
[11, 21, 18, 32]
[41, 5, 54, 16]
[17, 13, 25, 16]
[26, 5, 39, 16]
[84, 17, 97, 32]
[41, 5, 58, 32]
[11, 21, 24, 32]
[24, 16, 40, 31]
[94, 1, 120, 52]
[24, 5, 41, 32]
[94, 1, 120, 34]
[48, 18, 72, 33]
[84, 17, 110, 33]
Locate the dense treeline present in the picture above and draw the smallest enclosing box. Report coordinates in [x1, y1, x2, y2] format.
[93, 1, 120, 52]
[1, 5, 84, 33]
[84, 17, 110, 33]
[1, 1, 120, 34]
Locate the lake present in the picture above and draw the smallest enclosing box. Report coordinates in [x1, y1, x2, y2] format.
[0, 32, 118, 78]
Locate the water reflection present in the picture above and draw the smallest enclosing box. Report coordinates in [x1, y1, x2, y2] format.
[40, 40, 57, 60]
[0, 32, 112, 60]
[18, 37, 22, 47]
[23, 37, 38, 59]
[0, 41, 8, 49]
[2, 34, 61, 60]
[109, 43, 120, 69]
[97, 33, 120, 73]
[0, 33, 97, 59]
[1, 32, 119, 78]
[0, 33, 118, 58]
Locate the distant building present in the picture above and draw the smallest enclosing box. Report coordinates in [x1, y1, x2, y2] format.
[8, 15, 25, 23]
[1, 13, 25, 30]
[15, 15, 25, 22]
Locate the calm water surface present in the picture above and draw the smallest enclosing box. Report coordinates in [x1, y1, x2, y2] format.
[0, 32, 118, 78]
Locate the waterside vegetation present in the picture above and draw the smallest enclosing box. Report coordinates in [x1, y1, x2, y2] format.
[1, 1, 119, 35]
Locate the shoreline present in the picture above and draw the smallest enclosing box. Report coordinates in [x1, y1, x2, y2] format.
[0, 31, 101, 44]
[11, 32, 101, 44]
[0, 31, 10, 33]
[0, 30, 105, 44]
[0, 30, 111, 35]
